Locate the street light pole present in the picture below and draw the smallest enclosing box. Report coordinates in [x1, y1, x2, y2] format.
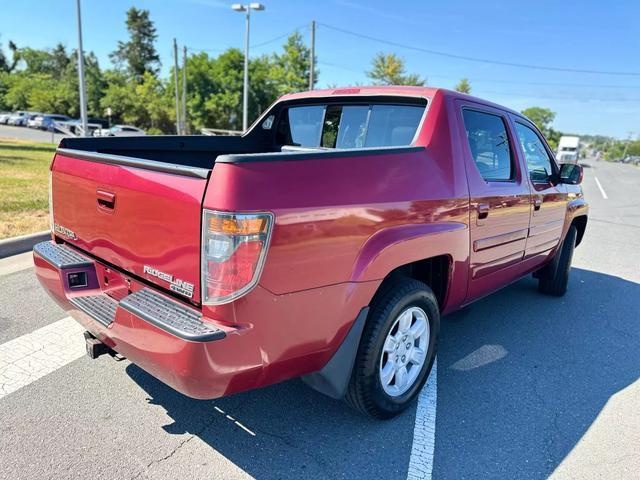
[75, 0, 88, 136]
[243, 7, 250, 132]
[232, 3, 265, 132]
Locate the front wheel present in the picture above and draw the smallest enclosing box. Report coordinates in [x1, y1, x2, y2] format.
[346, 278, 439, 419]
[537, 225, 577, 296]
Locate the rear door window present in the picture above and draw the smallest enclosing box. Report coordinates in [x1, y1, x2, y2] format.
[462, 109, 514, 181]
[278, 103, 424, 149]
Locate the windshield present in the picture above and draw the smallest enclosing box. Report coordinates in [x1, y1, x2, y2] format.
[277, 103, 425, 149]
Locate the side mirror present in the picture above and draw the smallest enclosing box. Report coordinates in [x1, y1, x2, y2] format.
[559, 163, 583, 185]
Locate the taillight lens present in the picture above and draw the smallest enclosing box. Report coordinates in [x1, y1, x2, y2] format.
[201, 210, 274, 304]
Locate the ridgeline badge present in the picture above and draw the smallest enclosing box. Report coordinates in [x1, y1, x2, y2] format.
[53, 223, 77, 240]
[143, 265, 194, 299]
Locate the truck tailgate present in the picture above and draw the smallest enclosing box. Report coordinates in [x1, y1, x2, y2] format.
[51, 151, 208, 303]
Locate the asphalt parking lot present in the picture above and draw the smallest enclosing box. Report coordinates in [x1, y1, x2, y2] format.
[0, 124, 66, 144]
[0, 158, 638, 479]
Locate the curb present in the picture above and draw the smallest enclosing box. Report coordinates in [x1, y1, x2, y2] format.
[0, 231, 50, 259]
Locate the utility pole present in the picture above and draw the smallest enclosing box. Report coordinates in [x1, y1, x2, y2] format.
[621, 131, 634, 159]
[75, 0, 88, 136]
[182, 46, 188, 135]
[309, 20, 315, 90]
[173, 38, 181, 135]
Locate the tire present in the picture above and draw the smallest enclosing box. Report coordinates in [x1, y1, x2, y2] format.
[537, 225, 577, 296]
[346, 278, 439, 419]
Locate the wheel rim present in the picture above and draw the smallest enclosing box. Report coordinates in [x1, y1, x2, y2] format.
[379, 306, 430, 397]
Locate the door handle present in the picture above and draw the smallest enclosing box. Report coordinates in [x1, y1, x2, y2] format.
[533, 197, 542, 211]
[477, 203, 490, 219]
[97, 189, 116, 210]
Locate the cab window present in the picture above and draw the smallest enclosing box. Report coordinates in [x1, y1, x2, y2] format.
[514, 122, 555, 182]
[462, 109, 513, 181]
[277, 103, 424, 149]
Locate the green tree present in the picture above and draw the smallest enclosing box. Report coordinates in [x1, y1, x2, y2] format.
[100, 70, 136, 122]
[110, 7, 160, 80]
[101, 71, 172, 132]
[170, 48, 281, 133]
[521, 107, 555, 133]
[18, 43, 71, 78]
[0, 40, 19, 73]
[367, 52, 425, 86]
[521, 106, 561, 149]
[1, 44, 105, 117]
[270, 31, 315, 94]
[454, 78, 471, 94]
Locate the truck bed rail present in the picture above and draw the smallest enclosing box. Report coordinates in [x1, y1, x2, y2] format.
[56, 148, 211, 179]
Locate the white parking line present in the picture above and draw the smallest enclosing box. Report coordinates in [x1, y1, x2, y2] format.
[407, 359, 437, 480]
[0, 251, 34, 277]
[0, 316, 85, 399]
[594, 176, 608, 199]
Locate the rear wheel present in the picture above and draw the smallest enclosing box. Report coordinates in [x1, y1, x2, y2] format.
[537, 225, 577, 296]
[346, 278, 439, 419]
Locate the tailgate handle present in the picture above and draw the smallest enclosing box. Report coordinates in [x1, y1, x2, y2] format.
[97, 190, 116, 210]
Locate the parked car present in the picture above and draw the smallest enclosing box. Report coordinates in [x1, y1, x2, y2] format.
[26, 113, 45, 128]
[31, 114, 71, 131]
[7, 111, 30, 126]
[34, 86, 588, 419]
[0, 112, 11, 124]
[101, 124, 146, 137]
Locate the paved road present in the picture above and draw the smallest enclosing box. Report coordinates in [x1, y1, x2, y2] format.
[0, 124, 66, 144]
[0, 159, 638, 479]
[434, 159, 640, 479]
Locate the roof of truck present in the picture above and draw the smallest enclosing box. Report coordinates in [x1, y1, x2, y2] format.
[279, 85, 526, 120]
[280, 85, 439, 100]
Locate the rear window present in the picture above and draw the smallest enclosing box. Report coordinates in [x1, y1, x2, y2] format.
[277, 103, 425, 149]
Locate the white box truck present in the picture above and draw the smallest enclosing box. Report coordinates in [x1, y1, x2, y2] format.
[557, 136, 580, 164]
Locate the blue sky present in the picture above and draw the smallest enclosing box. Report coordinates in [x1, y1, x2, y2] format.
[1, 0, 638, 138]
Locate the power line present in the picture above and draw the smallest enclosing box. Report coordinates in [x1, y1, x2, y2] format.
[318, 60, 360, 73]
[318, 22, 640, 77]
[319, 60, 640, 90]
[429, 76, 640, 90]
[187, 25, 308, 55]
[475, 89, 640, 103]
[188, 46, 226, 54]
[320, 61, 640, 102]
[251, 24, 308, 49]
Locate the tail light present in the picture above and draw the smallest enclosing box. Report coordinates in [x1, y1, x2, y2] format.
[201, 210, 274, 304]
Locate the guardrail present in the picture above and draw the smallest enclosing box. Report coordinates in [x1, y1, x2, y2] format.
[53, 121, 103, 137]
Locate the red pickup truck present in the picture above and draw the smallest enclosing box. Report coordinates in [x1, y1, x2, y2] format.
[34, 86, 587, 418]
